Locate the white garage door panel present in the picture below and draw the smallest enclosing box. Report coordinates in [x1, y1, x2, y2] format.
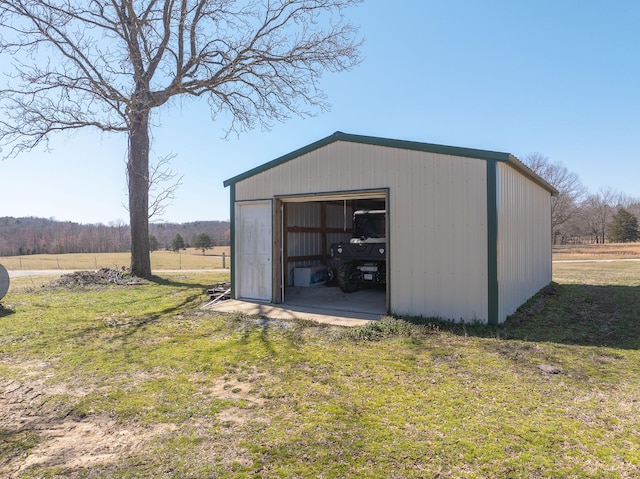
[236, 201, 272, 301]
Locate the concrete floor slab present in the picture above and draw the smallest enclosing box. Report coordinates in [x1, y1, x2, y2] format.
[203, 284, 386, 327]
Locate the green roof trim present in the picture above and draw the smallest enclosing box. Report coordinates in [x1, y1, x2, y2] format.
[223, 131, 558, 195]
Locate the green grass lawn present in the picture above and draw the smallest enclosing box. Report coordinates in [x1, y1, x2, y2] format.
[0, 265, 638, 478]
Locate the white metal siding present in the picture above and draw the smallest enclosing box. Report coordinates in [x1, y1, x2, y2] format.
[287, 202, 322, 263]
[497, 162, 552, 321]
[390, 149, 488, 322]
[235, 141, 489, 321]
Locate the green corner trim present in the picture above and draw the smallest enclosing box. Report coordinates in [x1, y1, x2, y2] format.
[229, 184, 236, 299]
[486, 160, 499, 325]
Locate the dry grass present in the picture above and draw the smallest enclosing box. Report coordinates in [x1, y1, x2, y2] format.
[553, 242, 640, 260]
[4, 243, 638, 269]
[0, 247, 231, 271]
[553, 260, 640, 286]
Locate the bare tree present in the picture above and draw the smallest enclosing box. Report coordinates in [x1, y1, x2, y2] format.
[0, 0, 362, 277]
[523, 153, 587, 244]
[124, 153, 184, 221]
[581, 187, 618, 244]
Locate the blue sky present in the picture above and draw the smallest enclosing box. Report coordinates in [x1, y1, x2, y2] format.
[1, 0, 639, 224]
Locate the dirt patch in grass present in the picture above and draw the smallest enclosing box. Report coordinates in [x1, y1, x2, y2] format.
[0, 355, 274, 477]
[0, 359, 175, 476]
[16, 414, 175, 475]
[0, 370, 176, 478]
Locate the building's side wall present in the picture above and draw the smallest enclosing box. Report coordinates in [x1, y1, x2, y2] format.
[497, 162, 552, 322]
[234, 141, 489, 322]
[389, 147, 488, 322]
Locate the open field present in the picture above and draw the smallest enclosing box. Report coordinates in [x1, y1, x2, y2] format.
[0, 254, 639, 477]
[553, 242, 640, 260]
[553, 260, 640, 286]
[0, 247, 231, 272]
[2, 242, 638, 270]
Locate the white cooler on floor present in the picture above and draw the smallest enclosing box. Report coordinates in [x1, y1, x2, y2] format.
[293, 266, 327, 287]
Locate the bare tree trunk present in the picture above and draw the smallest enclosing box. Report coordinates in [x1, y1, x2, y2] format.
[128, 108, 151, 278]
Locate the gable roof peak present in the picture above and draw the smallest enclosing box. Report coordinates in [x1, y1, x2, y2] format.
[223, 131, 557, 195]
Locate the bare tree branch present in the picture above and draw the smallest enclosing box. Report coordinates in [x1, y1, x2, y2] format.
[523, 153, 588, 243]
[122, 152, 183, 221]
[147, 153, 184, 220]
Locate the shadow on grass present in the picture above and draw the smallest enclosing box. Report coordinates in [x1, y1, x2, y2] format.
[399, 283, 640, 350]
[148, 274, 213, 290]
[236, 317, 278, 356]
[109, 292, 209, 343]
[58, 290, 206, 351]
[0, 304, 15, 318]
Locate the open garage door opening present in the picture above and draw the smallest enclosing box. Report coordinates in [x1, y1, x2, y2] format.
[275, 191, 388, 316]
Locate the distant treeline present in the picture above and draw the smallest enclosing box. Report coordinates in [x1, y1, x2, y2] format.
[0, 217, 230, 256]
